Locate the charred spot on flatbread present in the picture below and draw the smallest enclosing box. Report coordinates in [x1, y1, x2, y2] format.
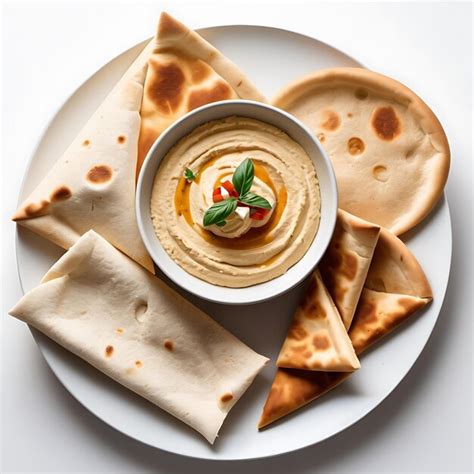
[147, 59, 186, 114]
[50, 186, 72, 202]
[82, 139, 91, 147]
[312, 333, 330, 351]
[187, 81, 233, 111]
[135, 360, 143, 368]
[320, 110, 340, 131]
[354, 87, 368, 100]
[105, 345, 114, 357]
[86, 165, 113, 184]
[12, 199, 51, 220]
[287, 321, 308, 341]
[117, 135, 127, 144]
[348, 137, 365, 155]
[164, 339, 174, 351]
[371, 106, 401, 141]
[220, 392, 233, 403]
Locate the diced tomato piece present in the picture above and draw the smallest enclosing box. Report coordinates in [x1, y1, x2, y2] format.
[251, 208, 270, 220]
[212, 188, 223, 202]
[221, 180, 239, 197]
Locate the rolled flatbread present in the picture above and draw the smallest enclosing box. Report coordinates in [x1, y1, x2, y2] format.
[9, 231, 268, 444]
[258, 228, 432, 429]
[319, 209, 380, 329]
[272, 67, 450, 235]
[12, 38, 155, 272]
[137, 12, 266, 174]
[276, 270, 360, 372]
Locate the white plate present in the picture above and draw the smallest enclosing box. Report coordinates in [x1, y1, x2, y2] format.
[15, 25, 452, 461]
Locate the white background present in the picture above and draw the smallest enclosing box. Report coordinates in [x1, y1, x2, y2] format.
[1, 1, 472, 472]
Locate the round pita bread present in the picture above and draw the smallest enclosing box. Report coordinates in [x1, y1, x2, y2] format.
[273, 68, 450, 235]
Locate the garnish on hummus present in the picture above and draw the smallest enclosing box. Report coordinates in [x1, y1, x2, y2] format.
[150, 116, 321, 288]
[203, 158, 273, 230]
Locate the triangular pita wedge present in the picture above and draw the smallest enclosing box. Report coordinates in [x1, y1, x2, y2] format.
[12, 40, 155, 272]
[259, 228, 432, 429]
[9, 231, 268, 444]
[319, 209, 380, 329]
[137, 12, 266, 174]
[272, 68, 450, 235]
[276, 270, 360, 372]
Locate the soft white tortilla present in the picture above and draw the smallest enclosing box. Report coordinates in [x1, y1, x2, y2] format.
[9, 231, 268, 444]
[12, 39, 155, 272]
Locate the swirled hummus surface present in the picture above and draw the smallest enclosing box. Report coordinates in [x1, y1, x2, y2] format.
[150, 116, 321, 287]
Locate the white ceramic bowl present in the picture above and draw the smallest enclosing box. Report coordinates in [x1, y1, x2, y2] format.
[136, 100, 337, 305]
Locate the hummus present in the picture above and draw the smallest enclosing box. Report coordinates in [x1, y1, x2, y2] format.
[150, 116, 321, 287]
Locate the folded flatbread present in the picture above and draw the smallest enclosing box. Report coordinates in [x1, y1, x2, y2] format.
[9, 231, 268, 444]
[137, 12, 266, 174]
[272, 68, 450, 235]
[319, 209, 380, 329]
[12, 39, 155, 272]
[258, 228, 432, 428]
[276, 270, 360, 372]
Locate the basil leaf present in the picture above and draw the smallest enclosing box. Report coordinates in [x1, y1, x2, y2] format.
[215, 220, 226, 227]
[239, 192, 272, 209]
[232, 158, 254, 196]
[184, 168, 196, 181]
[203, 198, 237, 227]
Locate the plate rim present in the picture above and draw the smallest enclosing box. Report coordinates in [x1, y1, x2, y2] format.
[14, 23, 453, 461]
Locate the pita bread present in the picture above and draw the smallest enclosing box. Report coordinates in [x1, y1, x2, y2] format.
[137, 12, 266, 174]
[277, 270, 360, 372]
[319, 209, 380, 329]
[12, 40, 155, 272]
[258, 229, 432, 429]
[272, 67, 450, 235]
[9, 231, 268, 444]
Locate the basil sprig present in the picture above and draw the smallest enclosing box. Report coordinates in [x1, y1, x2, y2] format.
[203, 158, 273, 228]
[232, 158, 254, 196]
[184, 168, 197, 182]
[239, 192, 272, 209]
[203, 198, 237, 227]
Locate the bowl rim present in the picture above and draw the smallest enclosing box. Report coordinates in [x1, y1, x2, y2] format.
[136, 99, 338, 305]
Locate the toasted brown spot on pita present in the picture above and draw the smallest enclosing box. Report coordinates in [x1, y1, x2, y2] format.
[306, 301, 327, 319]
[317, 132, 326, 143]
[135, 360, 143, 368]
[220, 393, 233, 403]
[116, 328, 124, 334]
[82, 139, 91, 147]
[190, 60, 211, 83]
[105, 345, 114, 357]
[50, 186, 72, 202]
[291, 344, 308, 353]
[372, 106, 401, 140]
[303, 351, 313, 359]
[287, 323, 308, 341]
[353, 300, 377, 325]
[147, 60, 186, 114]
[373, 165, 389, 182]
[22, 200, 50, 219]
[117, 135, 126, 144]
[187, 81, 233, 111]
[237, 80, 243, 87]
[87, 165, 113, 184]
[348, 137, 365, 155]
[320, 110, 340, 131]
[354, 88, 368, 100]
[347, 112, 353, 118]
[313, 334, 331, 350]
[164, 339, 174, 351]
